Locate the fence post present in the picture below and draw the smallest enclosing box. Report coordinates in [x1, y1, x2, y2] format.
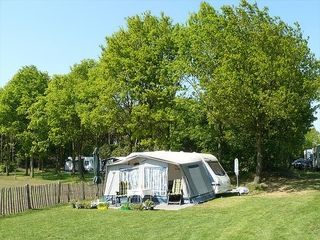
[0, 188, 3, 215]
[25, 184, 31, 209]
[67, 183, 70, 202]
[57, 182, 61, 204]
[8, 187, 12, 215]
[82, 182, 85, 200]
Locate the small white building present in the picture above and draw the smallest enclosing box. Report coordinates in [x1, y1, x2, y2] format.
[104, 151, 231, 204]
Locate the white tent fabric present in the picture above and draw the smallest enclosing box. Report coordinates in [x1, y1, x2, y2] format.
[108, 151, 218, 166]
[104, 151, 217, 204]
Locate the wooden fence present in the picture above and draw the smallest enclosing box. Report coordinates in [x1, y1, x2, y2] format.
[0, 182, 105, 216]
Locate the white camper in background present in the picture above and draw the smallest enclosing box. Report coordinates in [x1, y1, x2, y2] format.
[83, 157, 94, 171]
[104, 151, 231, 204]
[199, 153, 231, 194]
[64, 157, 78, 172]
[304, 149, 313, 161]
[64, 156, 95, 172]
[313, 145, 320, 169]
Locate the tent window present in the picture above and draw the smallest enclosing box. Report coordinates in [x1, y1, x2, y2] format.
[208, 162, 226, 176]
[119, 167, 139, 190]
[144, 167, 167, 196]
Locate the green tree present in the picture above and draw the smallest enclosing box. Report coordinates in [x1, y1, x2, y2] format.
[45, 59, 96, 178]
[0, 66, 49, 176]
[45, 74, 80, 174]
[184, 1, 319, 183]
[304, 128, 320, 148]
[27, 96, 50, 171]
[98, 12, 180, 151]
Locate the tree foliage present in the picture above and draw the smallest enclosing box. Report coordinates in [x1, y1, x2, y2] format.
[0, 65, 49, 176]
[182, 1, 319, 182]
[304, 128, 320, 148]
[0, 1, 319, 182]
[98, 12, 180, 151]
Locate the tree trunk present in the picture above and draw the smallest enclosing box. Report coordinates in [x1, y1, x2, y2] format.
[0, 134, 3, 164]
[5, 162, 9, 176]
[216, 122, 223, 161]
[128, 133, 133, 153]
[30, 156, 34, 178]
[55, 157, 60, 173]
[72, 142, 76, 175]
[25, 158, 29, 176]
[57, 147, 64, 173]
[77, 140, 84, 181]
[78, 154, 84, 180]
[40, 157, 44, 172]
[254, 130, 263, 184]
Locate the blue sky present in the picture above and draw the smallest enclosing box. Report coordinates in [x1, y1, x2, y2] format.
[0, 0, 319, 130]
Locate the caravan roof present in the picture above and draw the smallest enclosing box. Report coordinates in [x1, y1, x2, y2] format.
[108, 151, 218, 166]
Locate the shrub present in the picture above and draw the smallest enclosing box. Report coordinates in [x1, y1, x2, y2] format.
[120, 202, 131, 210]
[70, 199, 76, 208]
[0, 162, 16, 173]
[258, 183, 269, 190]
[130, 203, 144, 211]
[0, 164, 5, 173]
[97, 202, 109, 210]
[75, 200, 93, 209]
[143, 199, 155, 210]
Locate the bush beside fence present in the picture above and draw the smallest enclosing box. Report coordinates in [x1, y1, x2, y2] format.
[0, 182, 104, 216]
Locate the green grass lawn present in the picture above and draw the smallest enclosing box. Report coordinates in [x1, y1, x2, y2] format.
[0, 169, 95, 188]
[1, 190, 320, 240]
[1, 170, 320, 239]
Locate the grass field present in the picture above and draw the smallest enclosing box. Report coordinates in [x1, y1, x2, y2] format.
[1, 170, 320, 240]
[1, 190, 319, 240]
[0, 169, 95, 188]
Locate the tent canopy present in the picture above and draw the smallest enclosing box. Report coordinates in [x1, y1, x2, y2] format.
[108, 151, 218, 166]
[104, 151, 216, 204]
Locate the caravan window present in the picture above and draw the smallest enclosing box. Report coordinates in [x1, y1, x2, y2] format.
[144, 167, 167, 196]
[208, 161, 226, 176]
[119, 167, 139, 190]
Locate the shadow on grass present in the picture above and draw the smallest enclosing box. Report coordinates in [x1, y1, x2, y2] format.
[265, 170, 320, 192]
[230, 169, 320, 193]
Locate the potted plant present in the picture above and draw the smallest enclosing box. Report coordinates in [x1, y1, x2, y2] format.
[130, 203, 144, 211]
[120, 202, 131, 210]
[70, 199, 76, 208]
[75, 200, 92, 209]
[143, 199, 155, 210]
[97, 202, 109, 210]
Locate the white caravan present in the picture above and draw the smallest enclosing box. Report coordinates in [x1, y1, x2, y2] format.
[64, 156, 95, 172]
[313, 145, 320, 169]
[83, 157, 94, 171]
[199, 153, 231, 194]
[103, 151, 231, 204]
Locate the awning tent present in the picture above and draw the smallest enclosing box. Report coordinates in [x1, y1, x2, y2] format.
[104, 151, 216, 204]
